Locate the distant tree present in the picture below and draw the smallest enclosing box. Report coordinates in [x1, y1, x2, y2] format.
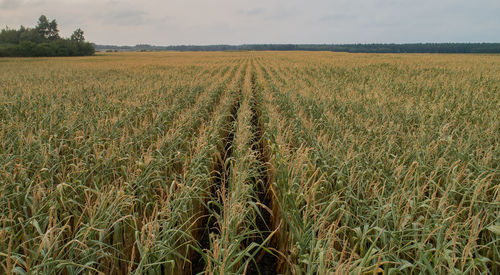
[18, 41, 37, 56]
[0, 27, 20, 44]
[71, 28, 85, 43]
[48, 19, 60, 40]
[19, 28, 41, 43]
[0, 15, 95, 57]
[35, 15, 59, 40]
[36, 15, 50, 39]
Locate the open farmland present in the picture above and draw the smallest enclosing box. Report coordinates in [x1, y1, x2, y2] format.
[0, 52, 499, 274]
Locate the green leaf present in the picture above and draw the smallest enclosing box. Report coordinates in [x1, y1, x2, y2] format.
[12, 267, 27, 275]
[487, 225, 500, 236]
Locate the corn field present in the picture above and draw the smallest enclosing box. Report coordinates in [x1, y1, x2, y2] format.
[0, 52, 499, 274]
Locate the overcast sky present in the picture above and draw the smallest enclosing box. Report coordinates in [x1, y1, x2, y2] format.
[1, 0, 499, 45]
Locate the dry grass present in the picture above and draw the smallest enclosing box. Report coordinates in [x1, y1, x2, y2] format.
[0, 51, 498, 274]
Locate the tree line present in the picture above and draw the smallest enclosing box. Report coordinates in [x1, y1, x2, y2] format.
[0, 15, 95, 57]
[96, 43, 500, 53]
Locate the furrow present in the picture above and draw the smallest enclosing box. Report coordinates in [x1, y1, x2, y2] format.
[246, 62, 279, 275]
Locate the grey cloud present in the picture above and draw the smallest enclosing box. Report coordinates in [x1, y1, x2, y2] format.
[102, 9, 149, 25]
[1, 0, 24, 9]
[0, 0, 45, 10]
[265, 5, 300, 21]
[1, 0, 499, 45]
[318, 13, 359, 24]
[239, 7, 263, 16]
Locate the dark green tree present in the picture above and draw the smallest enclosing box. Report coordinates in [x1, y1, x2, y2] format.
[0, 15, 95, 57]
[0, 27, 20, 44]
[48, 19, 60, 40]
[71, 28, 85, 42]
[36, 15, 50, 39]
[19, 28, 41, 43]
